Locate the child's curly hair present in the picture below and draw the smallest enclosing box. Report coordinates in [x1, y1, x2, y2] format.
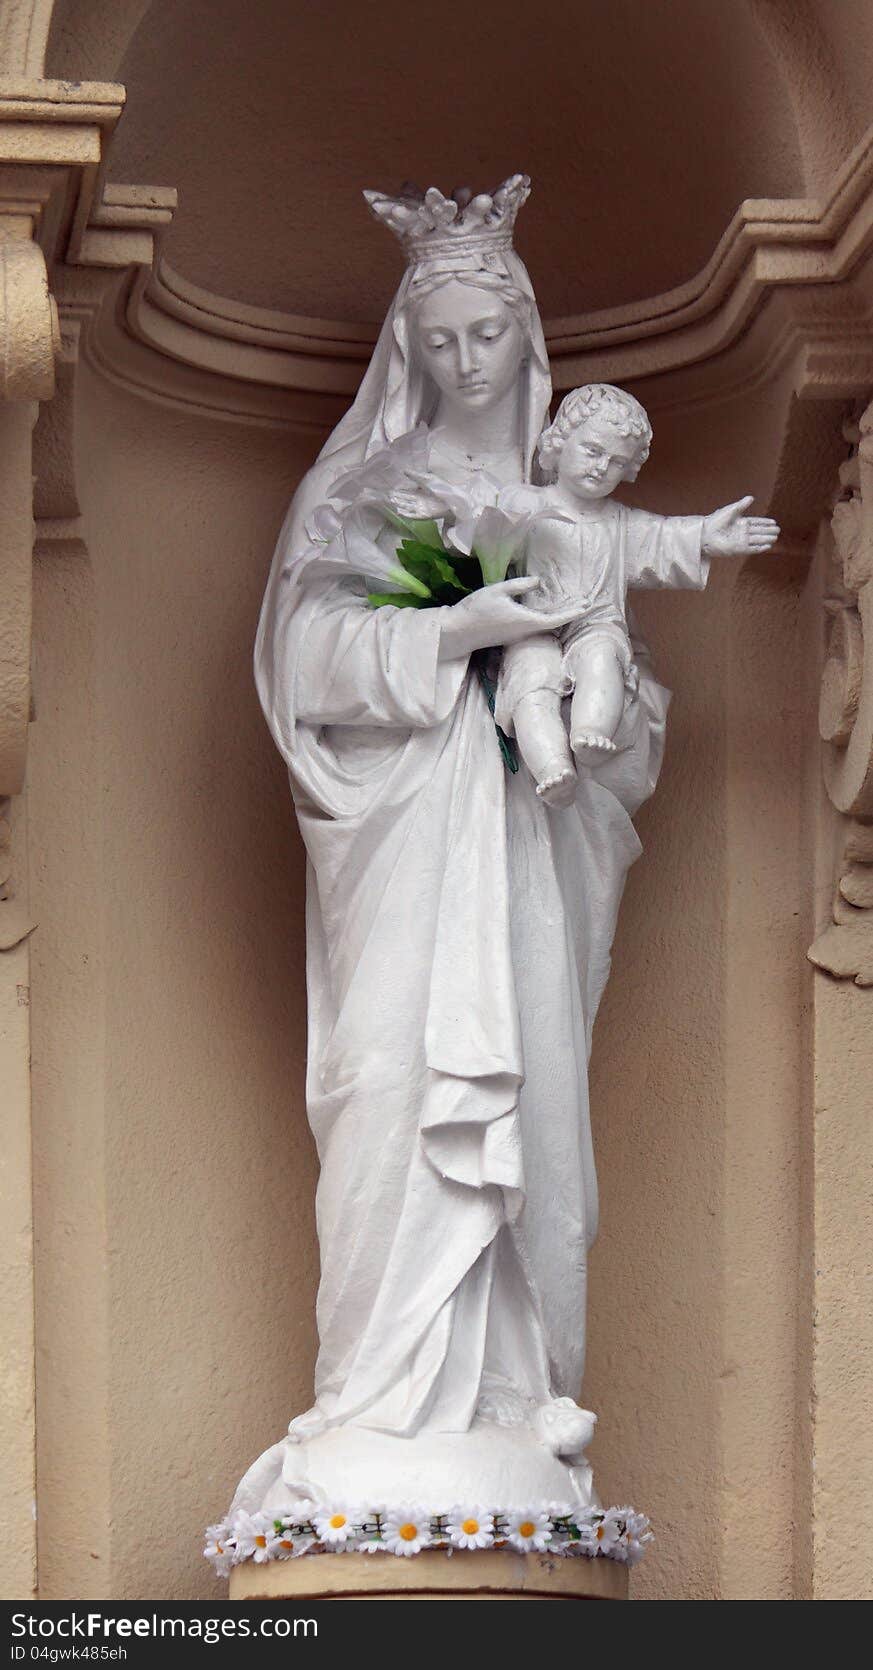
[537, 383, 652, 482]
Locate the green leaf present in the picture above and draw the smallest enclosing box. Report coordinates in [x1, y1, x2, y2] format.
[398, 540, 472, 596]
[397, 538, 493, 608]
[385, 558, 431, 598]
[452, 555, 486, 593]
[367, 591, 426, 609]
[472, 650, 520, 774]
[428, 552, 473, 594]
[396, 542, 442, 590]
[496, 725, 520, 774]
[384, 511, 444, 549]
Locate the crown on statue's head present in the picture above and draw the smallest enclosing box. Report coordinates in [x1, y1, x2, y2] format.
[364, 174, 530, 264]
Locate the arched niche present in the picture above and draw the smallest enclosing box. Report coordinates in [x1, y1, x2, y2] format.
[54, 0, 806, 323]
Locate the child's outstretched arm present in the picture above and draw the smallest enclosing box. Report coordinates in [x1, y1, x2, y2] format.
[701, 495, 780, 557]
[627, 497, 780, 591]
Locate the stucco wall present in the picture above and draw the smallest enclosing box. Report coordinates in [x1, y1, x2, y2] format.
[9, 0, 869, 1603]
[29, 368, 322, 1599]
[25, 356, 820, 1600]
[586, 385, 811, 1601]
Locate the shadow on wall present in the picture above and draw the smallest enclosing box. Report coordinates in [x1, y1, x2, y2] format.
[30, 361, 328, 1600]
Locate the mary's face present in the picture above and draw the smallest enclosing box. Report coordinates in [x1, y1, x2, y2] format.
[411, 280, 525, 415]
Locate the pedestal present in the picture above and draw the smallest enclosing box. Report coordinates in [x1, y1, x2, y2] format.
[229, 1551, 628, 1601]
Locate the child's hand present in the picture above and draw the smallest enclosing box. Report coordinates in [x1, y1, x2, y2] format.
[702, 496, 780, 557]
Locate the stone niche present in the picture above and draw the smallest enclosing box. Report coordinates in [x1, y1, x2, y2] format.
[0, 0, 870, 1604]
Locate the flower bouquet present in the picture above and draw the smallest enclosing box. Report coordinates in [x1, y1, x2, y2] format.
[303, 431, 544, 770]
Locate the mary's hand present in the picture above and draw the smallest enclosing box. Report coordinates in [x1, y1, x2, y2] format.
[437, 577, 580, 661]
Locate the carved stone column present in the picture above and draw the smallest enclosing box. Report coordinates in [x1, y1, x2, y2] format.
[809, 403, 873, 984]
[803, 400, 873, 1599]
[0, 130, 60, 1610]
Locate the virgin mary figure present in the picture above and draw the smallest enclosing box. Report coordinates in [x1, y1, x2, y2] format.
[227, 177, 689, 1532]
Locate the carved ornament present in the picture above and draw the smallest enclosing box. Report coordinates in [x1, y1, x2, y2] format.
[809, 403, 873, 985]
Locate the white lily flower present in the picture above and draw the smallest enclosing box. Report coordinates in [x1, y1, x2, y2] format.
[468, 504, 536, 585]
[340, 510, 432, 597]
[304, 502, 343, 546]
[331, 427, 433, 507]
[299, 504, 433, 599]
[399, 467, 503, 555]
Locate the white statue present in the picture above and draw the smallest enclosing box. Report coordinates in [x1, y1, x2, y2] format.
[496, 384, 779, 805]
[207, 177, 778, 1574]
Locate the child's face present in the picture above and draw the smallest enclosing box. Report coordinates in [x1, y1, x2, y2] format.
[557, 412, 642, 501]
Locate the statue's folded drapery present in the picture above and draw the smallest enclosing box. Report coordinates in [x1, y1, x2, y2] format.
[253, 510, 700, 1435]
[225, 175, 728, 1556]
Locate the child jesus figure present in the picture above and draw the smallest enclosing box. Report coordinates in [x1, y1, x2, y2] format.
[495, 383, 780, 806]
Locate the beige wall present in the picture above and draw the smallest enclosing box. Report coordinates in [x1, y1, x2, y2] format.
[4, 0, 870, 1606]
[25, 356, 832, 1601]
[0, 796, 36, 1601]
[29, 368, 323, 1599]
[587, 382, 813, 1600]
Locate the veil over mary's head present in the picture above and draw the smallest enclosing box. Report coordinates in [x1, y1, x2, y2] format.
[272, 178, 552, 552]
[255, 179, 554, 745]
[317, 247, 551, 481]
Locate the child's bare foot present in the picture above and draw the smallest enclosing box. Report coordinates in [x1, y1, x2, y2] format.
[536, 761, 578, 807]
[571, 731, 618, 767]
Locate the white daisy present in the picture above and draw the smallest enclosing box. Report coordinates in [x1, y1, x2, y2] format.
[381, 1508, 433, 1556]
[273, 1530, 315, 1560]
[612, 1509, 653, 1565]
[579, 1507, 622, 1556]
[230, 1509, 276, 1563]
[204, 1523, 235, 1577]
[446, 1508, 495, 1551]
[504, 1509, 553, 1553]
[312, 1506, 359, 1547]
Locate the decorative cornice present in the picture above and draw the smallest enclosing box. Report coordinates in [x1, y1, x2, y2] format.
[91, 121, 873, 427]
[546, 120, 873, 377]
[0, 74, 176, 795]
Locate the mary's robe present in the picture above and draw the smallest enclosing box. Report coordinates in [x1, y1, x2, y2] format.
[254, 501, 706, 1436]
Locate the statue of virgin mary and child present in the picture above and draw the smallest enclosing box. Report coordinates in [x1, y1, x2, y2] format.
[210, 175, 720, 1568]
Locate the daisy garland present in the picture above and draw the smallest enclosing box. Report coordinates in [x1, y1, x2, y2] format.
[204, 1503, 652, 1574]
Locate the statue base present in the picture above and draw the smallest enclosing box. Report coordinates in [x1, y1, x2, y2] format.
[232, 1421, 596, 1523]
[229, 1549, 628, 1601]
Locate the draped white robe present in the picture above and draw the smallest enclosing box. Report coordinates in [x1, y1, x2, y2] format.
[254, 500, 707, 1440]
